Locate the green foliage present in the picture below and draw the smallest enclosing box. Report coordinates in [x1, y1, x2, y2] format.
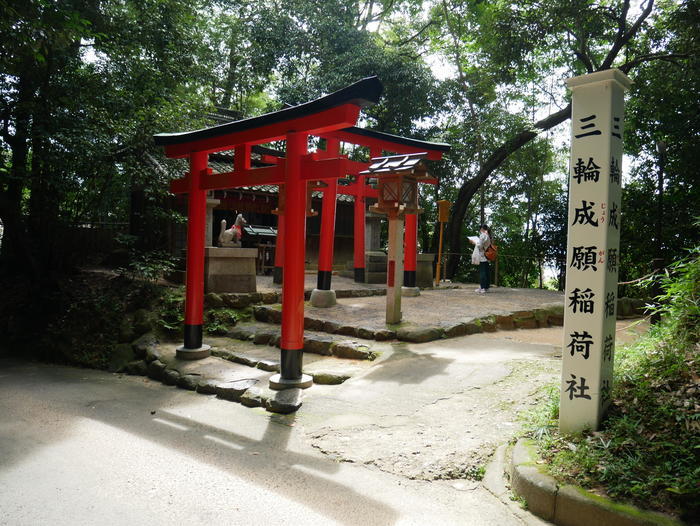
[521, 248, 700, 519]
[204, 308, 241, 335]
[119, 250, 177, 283]
[155, 287, 185, 333]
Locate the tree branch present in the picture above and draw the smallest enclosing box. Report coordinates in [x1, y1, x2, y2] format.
[619, 53, 688, 73]
[392, 20, 436, 47]
[600, 0, 653, 70]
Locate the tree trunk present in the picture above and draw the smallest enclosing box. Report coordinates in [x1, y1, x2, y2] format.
[0, 73, 39, 278]
[445, 104, 571, 278]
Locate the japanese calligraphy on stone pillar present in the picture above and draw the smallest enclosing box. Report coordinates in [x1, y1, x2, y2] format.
[560, 69, 631, 433]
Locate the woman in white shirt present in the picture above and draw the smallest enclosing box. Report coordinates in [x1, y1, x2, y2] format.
[469, 224, 492, 293]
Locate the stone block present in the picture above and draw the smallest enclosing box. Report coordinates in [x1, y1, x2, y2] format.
[511, 464, 558, 521]
[514, 317, 539, 329]
[204, 247, 257, 293]
[311, 372, 350, 385]
[303, 335, 334, 356]
[266, 388, 303, 414]
[132, 332, 159, 359]
[108, 343, 135, 373]
[396, 327, 444, 343]
[356, 327, 375, 340]
[554, 485, 683, 526]
[216, 379, 258, 402]
[162, 368, 179, 386]
[229, 327, 255, 341]
[332, 341, 375, 360]
[416, 253, 435, 288]
[240, 386, 266, 408]
[374, 329, 396, 341]
[444, 322, 468, 338]
[222, 293, 251, 309]
[549, 315, 565, 327]
[336, 325, 358, 337]
[476, 317, 497, 332]
[177, 374, 200, 391]
[261, 292, 279, 304]
[365, 271, 387, 284]
[256, 359, 280, 372]
[304, 316, 324, 331]
[196, 378, 219, 395]
[248, 292, 262, 304]
[495, 315, 516, 330]
[147, 359, 167, 380]
[253, 331, 274, 345]
[124, 360, 148, 376]
[322, 321, 341, 334]
[464, 322, 482, 335]
[204, 292, 224, 308]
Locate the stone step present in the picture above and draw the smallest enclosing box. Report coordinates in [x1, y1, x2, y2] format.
[223, 322, 380, 361]
[247, 303, 566, 343]
[123, 334, 383, 414]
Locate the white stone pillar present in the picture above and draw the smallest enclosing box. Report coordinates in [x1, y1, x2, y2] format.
[386, 213, 404, 324]
[559, 69, 631, 433]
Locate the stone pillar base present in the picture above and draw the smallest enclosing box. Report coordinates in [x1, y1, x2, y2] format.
[401, 286, 420, 297]
[310, 288, 337, 308]
[176, 344, 211, 360]
[269, 373, 313, 390]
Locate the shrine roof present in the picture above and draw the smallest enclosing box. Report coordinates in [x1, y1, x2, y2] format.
[153, 76, 383, 148]
[360, 152, 430, 175]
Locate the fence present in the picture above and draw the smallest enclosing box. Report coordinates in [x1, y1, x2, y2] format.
[64, 222, 130, 257]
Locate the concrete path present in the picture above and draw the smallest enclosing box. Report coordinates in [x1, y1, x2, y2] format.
[0, 320, 648, 525]
[0, 359, 530, 526]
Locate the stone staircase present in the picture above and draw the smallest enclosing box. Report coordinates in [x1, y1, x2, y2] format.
[121, 316, 386, 415]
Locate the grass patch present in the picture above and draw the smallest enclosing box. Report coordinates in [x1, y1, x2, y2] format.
[519, 248, 700, 522]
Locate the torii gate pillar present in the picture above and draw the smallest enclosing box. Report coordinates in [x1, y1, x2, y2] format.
[270, 131, 313, 389]
[178, 151, 211, 359]
[402, 213, 420, 297]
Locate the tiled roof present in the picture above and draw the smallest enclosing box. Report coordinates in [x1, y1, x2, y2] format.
[360, 152, 428, 175]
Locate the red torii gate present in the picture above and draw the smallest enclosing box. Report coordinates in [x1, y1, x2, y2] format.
[267, 128, 449, 293]
[317, 127, 449, 289]
[154, 77, 383, 388]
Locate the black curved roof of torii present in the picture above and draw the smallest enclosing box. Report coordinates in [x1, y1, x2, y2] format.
[154, 76, 384, 147]
[337, 126, 451, 152]
[153, 76, 450, 155]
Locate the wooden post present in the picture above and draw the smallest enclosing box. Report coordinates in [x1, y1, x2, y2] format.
[386, 210, 404, 323]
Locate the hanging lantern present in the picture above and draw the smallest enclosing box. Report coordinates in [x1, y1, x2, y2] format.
[362, 153, 431, 217]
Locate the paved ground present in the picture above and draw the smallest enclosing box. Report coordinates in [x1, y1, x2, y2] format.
[304, 286, 563, 330]
[0, 359, 528, 526]
[0, 319, 650, 526]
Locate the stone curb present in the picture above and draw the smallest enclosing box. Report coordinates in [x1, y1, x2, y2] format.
[128, 351, 304, 414]
[508, 439, 684, 526]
